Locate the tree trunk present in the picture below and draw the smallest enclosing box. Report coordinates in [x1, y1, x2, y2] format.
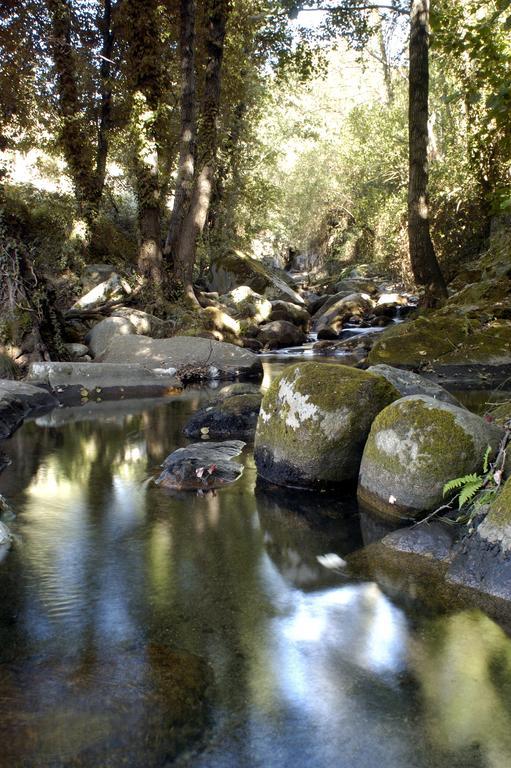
[96, 0, 114, 202]
[47, 0, 99, 230]
[408, 0, 447, 307]
[173, 0, 228, 304]
[138, 205, 163, 285]
[164, 0, 197, 263]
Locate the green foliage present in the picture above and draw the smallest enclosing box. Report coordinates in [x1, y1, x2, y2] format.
[441, 444, 501, 523]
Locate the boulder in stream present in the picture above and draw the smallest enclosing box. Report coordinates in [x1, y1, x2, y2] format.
[358, 395, 503, 520]
[156, 440, 245, 490]
[254, 362, 399, 488]
[97, 335, 263, 380]
[367, 364, 461, 406]
[257, 320, 306, 350]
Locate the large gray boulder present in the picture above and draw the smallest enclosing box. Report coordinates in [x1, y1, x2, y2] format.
[86, 316, 137, 358]
[98, 335, 263, 380]
[358, 395, 503, 519]
[368, 364, 461, 406]
[254, 362, 399, 488]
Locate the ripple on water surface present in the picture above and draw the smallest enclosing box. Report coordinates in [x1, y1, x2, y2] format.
[0, 382, 511, 768]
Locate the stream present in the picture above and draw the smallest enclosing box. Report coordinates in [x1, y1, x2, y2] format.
[1, 357, 511, 767]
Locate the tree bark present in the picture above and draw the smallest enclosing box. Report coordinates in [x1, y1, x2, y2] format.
[173, 0, 228, 304]
[408, 0, 447, 307]
[164, 0, 197, 264]
[46, 0, 99, 229]
[96, 0, 114, 202]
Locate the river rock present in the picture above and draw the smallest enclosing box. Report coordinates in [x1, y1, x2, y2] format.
[64, 342, 90, 360]
[254, 362, 399, 488]
[156, 440, 245, 490]
[315, 293, 374, 339]
[208, 250, 305, 305]
[358, 395, 503, 520]
[97, 336, 263, 380]
[68, 273, 131, 313]
[86, 316, 137, 358]
[184, 393, 262, 440]
[219, 286, 272, 324]
[367, 364, 461, 406]
[447, 478, 511, 600]
[332, 277, 379, 295]
[257, 320, 306, 350]
[269, 300, 310, 330]
[111, 306, 171, 337]
[0, 381, 58, 439]
[27, 362, 182, 395]
[382, 522, 456, 563]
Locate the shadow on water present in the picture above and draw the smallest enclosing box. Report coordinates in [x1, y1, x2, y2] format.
[0, 388, 511, 767]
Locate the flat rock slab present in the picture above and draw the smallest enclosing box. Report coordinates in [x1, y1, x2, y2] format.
[28, 362, 182, 400]
[98, 335, 263, 380]
[382, 522, 457, 563]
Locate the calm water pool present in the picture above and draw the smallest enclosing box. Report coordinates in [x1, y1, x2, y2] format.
[0, 362, 511, 767]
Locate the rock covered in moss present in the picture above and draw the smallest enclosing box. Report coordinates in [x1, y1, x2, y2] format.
[358, 395, 503, 520]
[315, 293, 374, 339]
[254, 362, 399, 488]
[367, 364, 461, 406]
[208, 251, 304, 305]
[447, 477, 511, 600]
[184, 393, 262, 440]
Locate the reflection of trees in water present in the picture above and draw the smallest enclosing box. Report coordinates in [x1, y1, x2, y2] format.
[411, 610, 511, 767]
[255, 482, 363, 591]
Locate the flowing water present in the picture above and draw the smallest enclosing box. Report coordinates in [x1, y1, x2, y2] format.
[1, 359, 511, 768]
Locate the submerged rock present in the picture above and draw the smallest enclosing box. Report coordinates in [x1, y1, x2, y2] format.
[184, 393, 262, 440]
[381, 521, 456, 563]
[254, 362, 399, 488]
[358, 395, 503, 520]
[367, 364, 461, 406]
[97, 335, 263, 380]
[447, 477, 511, 600]
[156, 440, 245, 490]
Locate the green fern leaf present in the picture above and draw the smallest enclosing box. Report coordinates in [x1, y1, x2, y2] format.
[483, 445, 492, 474]
[443, 473, 480, 496]
[458, 479, 484, 508]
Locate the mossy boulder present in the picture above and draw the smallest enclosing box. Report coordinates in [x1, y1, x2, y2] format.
[184, 393, 262, 440]
[366, 315, 475, 367]
[314, 292, 374, 339]
[358, 395, 503, 520]
[208, 250, 304, 305]
[447, 477, 511, 600]
[254, 362, 399, 488]
[269, 300, 310, 330]
[219, 286, 272, 324]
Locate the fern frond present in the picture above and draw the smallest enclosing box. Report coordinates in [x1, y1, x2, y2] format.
[443, 473, 481, 496]
[483, 445, 492, 474]
[458, 479, 484, 508]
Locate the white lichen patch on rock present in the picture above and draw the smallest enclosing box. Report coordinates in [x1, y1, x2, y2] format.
[277, 372, 319, 429]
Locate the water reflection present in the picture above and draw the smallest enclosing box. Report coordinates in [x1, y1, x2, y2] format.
[1, 394, 511, 767]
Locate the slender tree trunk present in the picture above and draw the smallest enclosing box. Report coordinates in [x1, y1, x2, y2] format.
[47, 0, 99, 230]
[408, 0, 447, 306]
[124, 0, 165, 284]
[165, 0, 197, 263]
[173, 0, 228, 304]
[96, 0, 114, 201]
